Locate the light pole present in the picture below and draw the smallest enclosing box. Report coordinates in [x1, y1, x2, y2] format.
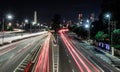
[24, 19, 29, 31]
[86, 19, 90, 40]
[105, 13, 113, 55]
[2, 19, 5, 45]
[2, 14, 13, 44]
[32, 21, 36, 32]
[105, 14, 111, 35]
[37, 23, 40, 31]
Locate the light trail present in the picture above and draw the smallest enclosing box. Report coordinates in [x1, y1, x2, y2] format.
[59, 29, 101, 72]
[34, 32, 51, 72]
[62, 33, 91, 72]
[66, 36, 100, 72]
[70, 41, 100, 72]
[60, 32, 84, 72]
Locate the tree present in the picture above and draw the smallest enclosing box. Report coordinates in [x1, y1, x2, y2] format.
[51, 14, 61, 33]
[95, 31, 104, 41]
[51, 14, 61, 41]
[68, 24, 87, 39]
[91, 20, 108, 39]
[112, 29, 120, 49]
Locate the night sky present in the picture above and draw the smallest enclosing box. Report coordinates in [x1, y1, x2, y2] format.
[0, 0, 102, 23]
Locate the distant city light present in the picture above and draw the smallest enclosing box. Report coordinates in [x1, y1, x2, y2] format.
[85, 24, 89, 28]
[41, 24, 43, 26]
[86, 19, 89, 23]
[37, 23, 40, 26]
[32, 22, 36, 25]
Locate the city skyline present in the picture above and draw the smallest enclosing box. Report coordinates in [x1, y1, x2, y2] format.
[0, 0, 102, 23]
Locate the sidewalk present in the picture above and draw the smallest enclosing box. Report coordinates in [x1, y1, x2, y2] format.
[83, 40, 120, 69]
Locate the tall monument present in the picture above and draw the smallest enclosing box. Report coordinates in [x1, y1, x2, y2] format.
[34, 11, 37, 24]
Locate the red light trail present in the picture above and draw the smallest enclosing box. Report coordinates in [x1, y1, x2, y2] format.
[59, 29, 101, 72]
[34, 32, 51, 72]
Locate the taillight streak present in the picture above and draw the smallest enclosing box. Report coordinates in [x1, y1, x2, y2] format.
[34, 33, 51, 72]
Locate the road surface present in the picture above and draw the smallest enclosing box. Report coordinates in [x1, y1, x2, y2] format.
[59, 30, 119, 72]
[0, 33, 48, 72]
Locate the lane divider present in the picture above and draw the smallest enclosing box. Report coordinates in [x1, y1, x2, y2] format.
[51, 34, 59, 72]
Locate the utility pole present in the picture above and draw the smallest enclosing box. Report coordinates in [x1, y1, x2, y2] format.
[2, 19, 4, 45]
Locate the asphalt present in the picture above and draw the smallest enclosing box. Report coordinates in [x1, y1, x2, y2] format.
[59, 32, 104, 72]
[0, 34, 47, 72]
[83, 39, 120, 70]
[68, 32, 120, 71]
[58, 35, 80, 72]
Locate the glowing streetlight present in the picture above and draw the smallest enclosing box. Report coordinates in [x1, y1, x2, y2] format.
[85, 24, 89, 28]
[25, 19, 28, 23]
[86, 19, 89, 23]
[2, 14, 13, 44]
[85, 19, 90, 40]
[105, 14, 110, 19]
[37, 23, 40, 26]
[7, 14, 13, 20]
[32, 22, 35, 25]
[104, 13, 113, 55]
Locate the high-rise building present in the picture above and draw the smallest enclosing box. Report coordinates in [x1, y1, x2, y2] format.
[78, 13, 83, 21]
[90, 13, 95, 22]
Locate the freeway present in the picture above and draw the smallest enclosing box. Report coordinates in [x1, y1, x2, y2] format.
[59, 29, 119, 72]
[0, 33, 48, 72]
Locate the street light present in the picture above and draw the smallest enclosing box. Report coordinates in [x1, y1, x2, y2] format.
[25, 19, 28, 23]
[25, 19, 31, 33]
[85, 24, 89, 28]
[86, 19, 90, 40]
[2, 14, 13, 44]
[105, 13, 113, 55]
[7, 14, 13, 21]
[86, 19, 89, 23]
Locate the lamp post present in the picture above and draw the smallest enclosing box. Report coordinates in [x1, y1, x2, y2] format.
[24, 19, 29, 31]
[105, 14, 111, 35]
[32, 21, 36, 32]
[86, 19, 90, 40]
[2, 14, 13, 44]
[105, 13, 113, 55]
[2, 19, 5, 45]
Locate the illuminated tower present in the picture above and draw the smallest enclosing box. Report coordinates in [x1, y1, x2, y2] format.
[78, 13, 83, 25]
[90, 13, 95, 22]
[34, 11, 37, 24]
[78, 13, 83, 21]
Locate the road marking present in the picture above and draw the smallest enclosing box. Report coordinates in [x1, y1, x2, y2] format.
[0, 46, 16, 56]
[69, 60, 71, 63]
[72, 69, 75, 72]
[9, 54, 15, 60]
[52, 37, 59, 72]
